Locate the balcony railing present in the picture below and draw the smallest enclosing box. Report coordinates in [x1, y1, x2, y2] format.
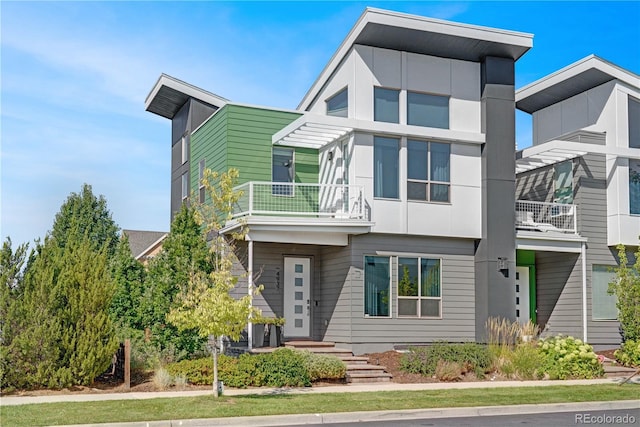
[516, 200, 577, 234]
[232, 182, 364, 220]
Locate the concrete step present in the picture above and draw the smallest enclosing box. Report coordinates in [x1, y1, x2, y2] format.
[603, 364, 639, 378]
[285, 341, 335, 348]
[346, 365, 389, 376]
[347, 372, 393, 383]
[341, 356, 370, 364]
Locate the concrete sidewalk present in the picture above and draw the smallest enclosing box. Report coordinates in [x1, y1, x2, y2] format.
[2, 376, 638, 406]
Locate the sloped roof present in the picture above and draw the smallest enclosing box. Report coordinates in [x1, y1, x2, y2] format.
[122, 229, 167, 260]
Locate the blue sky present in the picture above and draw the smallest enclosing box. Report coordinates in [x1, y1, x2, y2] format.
[2, 1, 639, 247]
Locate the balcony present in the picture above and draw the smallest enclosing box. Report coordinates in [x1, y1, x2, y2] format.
[232, 182, 365, 220]
[516, 200, 577, 234]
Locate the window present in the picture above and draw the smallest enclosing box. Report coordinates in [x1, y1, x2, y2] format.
[407, 92, 449, 129]
[592, 265, 617, 320]
[629, 96, 640, 149]
[181, 134, 190, 164]
[398, 257, 441, 317]
[364, 256, 390, 317]
[554, 161, 573, 204]
[374, 136, 399, 199]
[630, 159, 640, 215]
[181, 172, 189, 201]
[198, 159, 206, 203]
[327, 88, 348, 117]
[272, 147, 294, 196]
[407, 140, 450, 202]
[374, 87, 399, 123]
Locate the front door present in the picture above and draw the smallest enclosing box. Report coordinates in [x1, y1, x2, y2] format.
[515, 266, 530, 324]
[283, 257, 311, 338]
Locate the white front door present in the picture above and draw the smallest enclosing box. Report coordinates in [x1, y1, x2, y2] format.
[283, 257, 311, 338]
[515, 266, 530, 325]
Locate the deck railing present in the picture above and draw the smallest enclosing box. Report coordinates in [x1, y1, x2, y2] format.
[232, 182, 364, 220]
[516, 200, 577, 234]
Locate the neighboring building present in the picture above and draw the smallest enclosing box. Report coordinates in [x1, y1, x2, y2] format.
[515, 55, 640, 347]
[145, 8, 637, 353]
[122, 229, 168, 265]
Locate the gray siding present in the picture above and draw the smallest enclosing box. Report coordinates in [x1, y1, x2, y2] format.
[317, 245, 352, 343]
[515, 154, 620, 346]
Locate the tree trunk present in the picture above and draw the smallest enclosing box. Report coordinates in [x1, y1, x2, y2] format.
[212, 336, 219, 398]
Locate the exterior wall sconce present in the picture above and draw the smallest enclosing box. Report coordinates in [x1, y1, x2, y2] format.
[328, 151, 334, 161]
[497, 257, 509, 278]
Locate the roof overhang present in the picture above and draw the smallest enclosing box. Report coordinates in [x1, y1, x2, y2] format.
[516, 230, 587, 253]
[222, 217, 374, 246]
[516, 55, 640, 114]
[145, 74, 229, 119]
[516, 139, 640, 174]
[273, 113, 485, 149]
[299, 7, 533, 110]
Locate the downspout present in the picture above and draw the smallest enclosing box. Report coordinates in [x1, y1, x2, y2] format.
[247, 238, 254, 351]
[581, 241, 588, 343]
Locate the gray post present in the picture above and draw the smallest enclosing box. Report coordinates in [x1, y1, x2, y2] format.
[475, 56, 517, 341]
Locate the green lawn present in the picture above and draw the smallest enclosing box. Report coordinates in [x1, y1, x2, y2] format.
[2, 384, 638, 427]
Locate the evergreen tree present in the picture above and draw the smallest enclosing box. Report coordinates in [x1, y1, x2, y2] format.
[109, 235, 146, 332]
[50, 183, 119, 255]
[140, 204, 211, 356]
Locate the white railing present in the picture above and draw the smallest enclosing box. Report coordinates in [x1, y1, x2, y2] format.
[516, 200, 577, 234]
[232, 182, 364, 219]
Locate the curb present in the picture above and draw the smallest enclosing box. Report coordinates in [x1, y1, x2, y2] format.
[55, 400, 640, 427]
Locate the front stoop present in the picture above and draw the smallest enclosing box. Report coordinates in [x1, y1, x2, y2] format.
[603, 364, 639, 379]
[285, 341, 393, 383]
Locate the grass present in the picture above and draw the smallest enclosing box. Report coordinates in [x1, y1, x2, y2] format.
[2, 384, 638, 427]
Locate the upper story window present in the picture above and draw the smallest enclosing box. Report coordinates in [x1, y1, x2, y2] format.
[407, 91, 449, 129]
[272, 147, 294, 196]
[398, 257, 441, 318]
[373, 136, 399, 199]
[407, 140, 450, 203]
[326, 88, 348, 117]
[629, 96, 640, 149]
[181, 172, 189, 201]
[630, 159, 640, 215]
[374, 87, 400, 123]
[554, 161, 573, 204]
[198, 159, 206, 203]
[181, 134, 190, 164]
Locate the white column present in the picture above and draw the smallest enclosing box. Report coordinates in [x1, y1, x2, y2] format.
[581, 241, 588, 343]
[247, 238, 254, 351]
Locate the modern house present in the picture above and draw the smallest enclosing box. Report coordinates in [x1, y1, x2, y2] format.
[515, 55, 640, 346]
[145, 8, 637, 353]
[122, 229, 168, 265]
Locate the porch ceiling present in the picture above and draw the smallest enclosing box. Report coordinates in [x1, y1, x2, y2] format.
[516, 230, 587, 253]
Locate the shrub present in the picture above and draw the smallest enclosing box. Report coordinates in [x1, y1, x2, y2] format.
[486, 317, 519, 358]
[615, 340, 640, 367]
[152, 368, 173, 390]
[435, 360, 462, 381]
[165, 355, 237, 385]
[537, 335, 604, 379]
[259, 348, 311, 387]
[400, 342, 492, 378]
[299, 351, 346, 381]
[509, 343, 544, 380]
[174, 374, 187, 390]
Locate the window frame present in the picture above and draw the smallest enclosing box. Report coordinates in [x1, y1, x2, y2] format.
[363, 255, 392, 318]
[326, 87, 348, 118]
[407, 91, 450, 129]
[407, 139, 451, 203]
[591, 265, 618, 321]
[629, 96, 640, 149]
[198, 159, 206, 203]
[272, 147, 295, 197]
[181, 134, 190, 165]
[630, 159, 640, 215]
[373, 136, 400, 200]
[397, 257, 442, 319]
[181, 172, 189, 201]
[374, 87, 400, 124]
[553, 160, 574, 204]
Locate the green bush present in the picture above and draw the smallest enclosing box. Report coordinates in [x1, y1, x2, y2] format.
[259, 348, 311, 387]
[509, 343, 544, 380]
[165, 355, 237, 385]
[537, 335, 604, 379]
[299, 351, 346, 381]
[615, 340, 640, 367]
[401, 342, 492, 377]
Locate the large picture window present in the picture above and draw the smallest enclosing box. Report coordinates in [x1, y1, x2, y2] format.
[554, 161, 573, 204]
[398, 257, 441, 318]
[592, 265, 618, 320]
[374, 87, 400, 123]
[272, 147, 294, 196]
[364, 256, 391, 317]
[407, 92, 449, 129]
[630, 159, 640, 215]
[327, 88, 348, 117]
[374, 136, 399, 199]
[407, 140, 450, 202]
